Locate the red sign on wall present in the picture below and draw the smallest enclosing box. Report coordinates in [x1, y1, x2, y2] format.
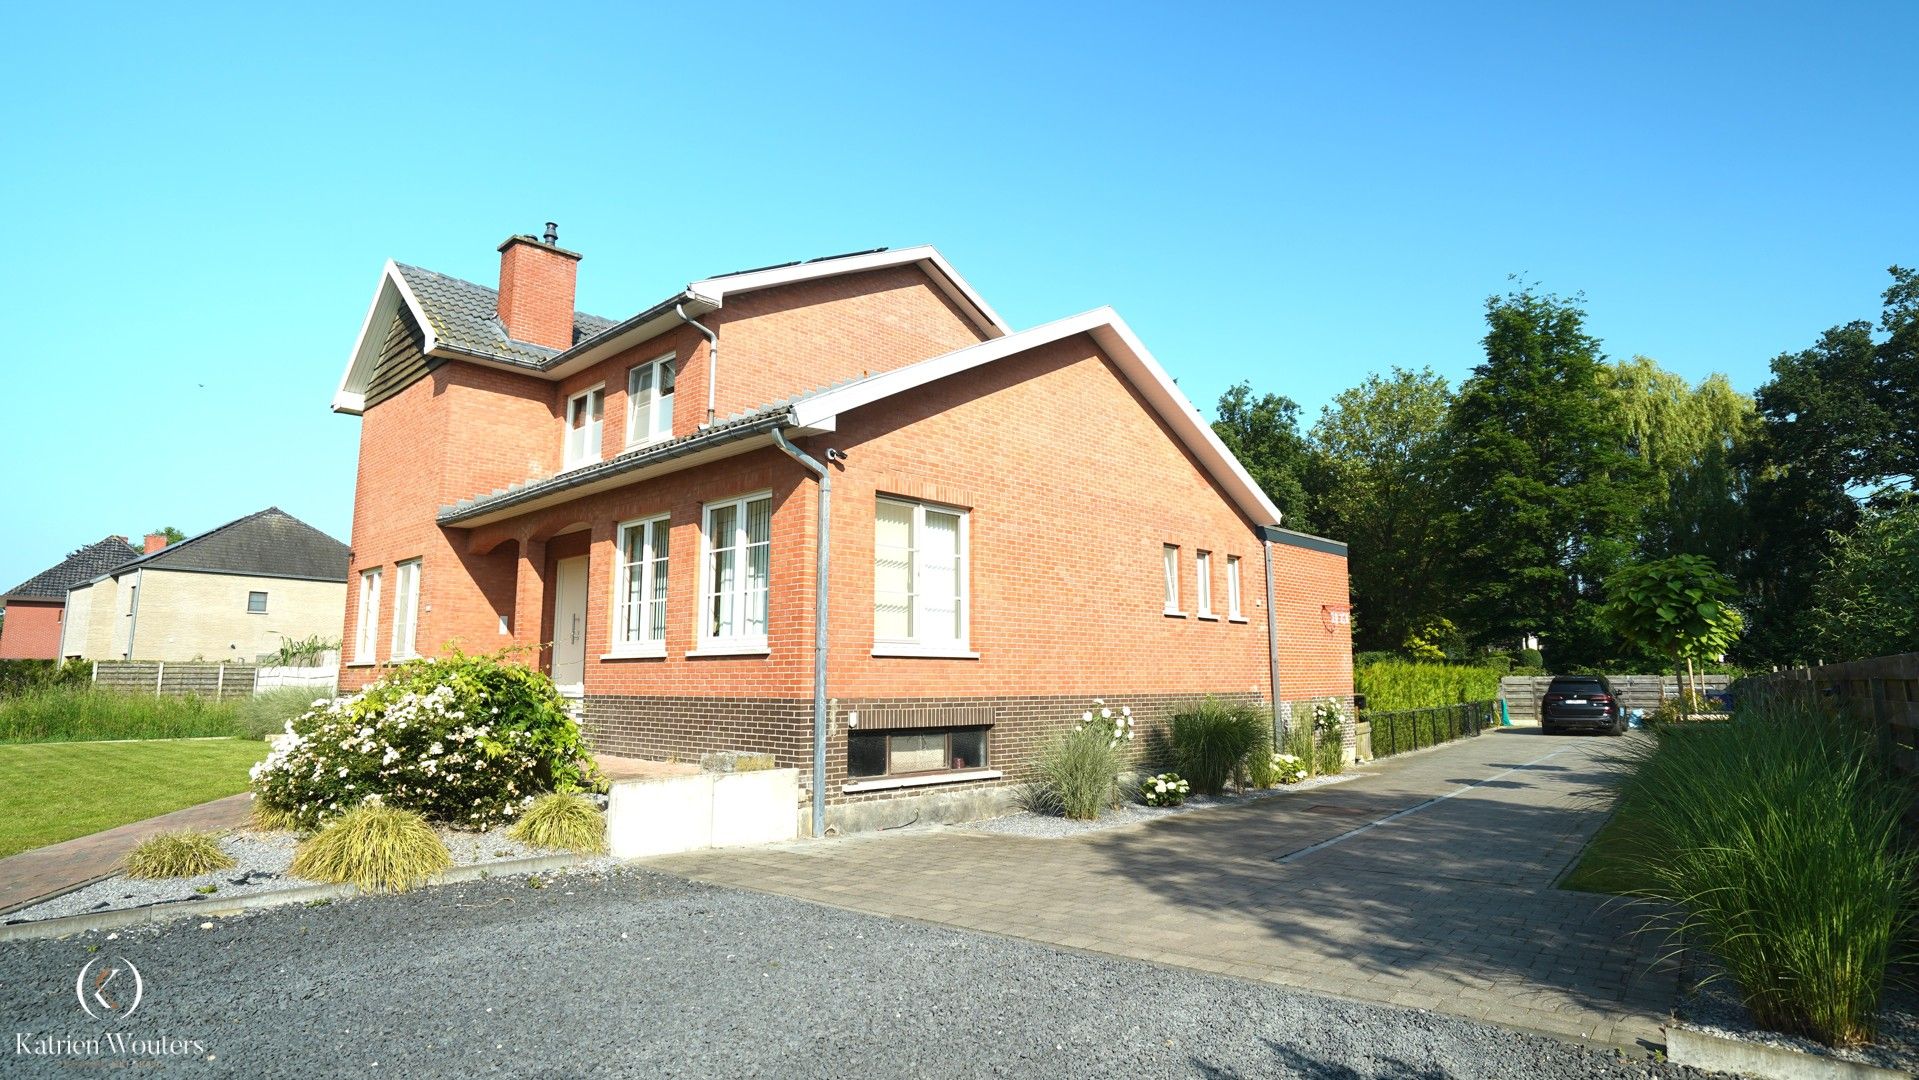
[1322, 604, 1351, 633]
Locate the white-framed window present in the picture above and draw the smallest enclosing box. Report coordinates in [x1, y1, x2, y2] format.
[354, 568, 382, 663]
[874, 497, 969, 652]
[626, 354, 676, 446]
[391, 558, 421, 659]
[700, 493, 771, 649]
[612, 514, 670, 653]
[564, 385, 604, 468]
[1226, 555, 1244, 620]
[1195, 551, 1214, 618]
[247, 590, 269, 614]
[1163, 544, 1181, 614]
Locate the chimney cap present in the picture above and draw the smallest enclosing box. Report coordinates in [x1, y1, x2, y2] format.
[497, 232, 581, 260]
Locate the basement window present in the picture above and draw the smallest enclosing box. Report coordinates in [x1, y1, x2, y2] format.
[847, 728, 988, 779]
[247, 591, 268, 614]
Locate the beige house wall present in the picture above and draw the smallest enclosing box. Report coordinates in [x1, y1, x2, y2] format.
[59, 584, 94, 659]
[63, 570, 344, 662]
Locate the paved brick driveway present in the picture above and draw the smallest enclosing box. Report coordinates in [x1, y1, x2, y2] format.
[652, 729, 1677, 1051]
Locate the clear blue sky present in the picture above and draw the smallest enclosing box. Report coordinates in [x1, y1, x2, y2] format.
[2, 1, 1913, 589]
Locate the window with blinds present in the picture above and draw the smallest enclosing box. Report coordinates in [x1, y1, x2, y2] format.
[613, 514, 670, 653]
[703, 493, 771, 647]
[874, 497, 968, 651]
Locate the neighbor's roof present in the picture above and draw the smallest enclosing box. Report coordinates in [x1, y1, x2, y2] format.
[79, 508, 350, 586]
[334, 245, 1009, 415]
[439, 308, 1289, 533]
[3, 537, 141, 601]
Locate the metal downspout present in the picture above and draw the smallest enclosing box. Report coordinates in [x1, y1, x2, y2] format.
[1263, 539, 1284, 739]
[125, 569, 144, 661]
[772, 427, 831, 838]
[674, 302, 719, 428]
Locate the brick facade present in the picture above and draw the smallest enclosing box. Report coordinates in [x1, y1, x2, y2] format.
[0, 600, 63, 660]
[336, 242, 1354, 825]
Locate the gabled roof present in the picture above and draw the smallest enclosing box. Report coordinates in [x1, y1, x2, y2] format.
[79, 508, 350, 586]
[439, 308, 1286, 533]
[3, 537, 141, 601]
[334, 245, 1008, 415]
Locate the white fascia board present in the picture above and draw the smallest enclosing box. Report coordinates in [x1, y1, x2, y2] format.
[689, 245, 1009, 339]
[789, 308, 1285, 530]
[330, 261, 438, 416]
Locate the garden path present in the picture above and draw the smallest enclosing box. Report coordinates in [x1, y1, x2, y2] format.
[650, 729, 1676, 1051]
[0, 793, 251, 915]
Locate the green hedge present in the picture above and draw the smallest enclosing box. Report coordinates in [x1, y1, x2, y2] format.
[0, 659, 93, 699]
[1355, 659, 1504, 712]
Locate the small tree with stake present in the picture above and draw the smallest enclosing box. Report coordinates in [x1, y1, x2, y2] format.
[1600, 555, 1743, 707]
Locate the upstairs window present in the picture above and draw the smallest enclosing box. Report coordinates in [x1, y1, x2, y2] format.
[564, 385, 604, 468]
[627, 354, 676, 446]
[1162, 544, 1181, 614]
[613, 515, 670, 653]
[701, 493, 771, 648]
[1195, 551, 1214, 618]
[247, 590, 269, 614]
[874, 498, 968, 652]
[1227, 555, 1244, 620]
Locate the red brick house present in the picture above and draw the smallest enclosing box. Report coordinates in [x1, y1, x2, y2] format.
[0, 536, 142, 660]
[331, 228, 1352, 833]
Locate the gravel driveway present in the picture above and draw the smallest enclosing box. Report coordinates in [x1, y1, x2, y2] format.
[1, 868, 1715, 1079]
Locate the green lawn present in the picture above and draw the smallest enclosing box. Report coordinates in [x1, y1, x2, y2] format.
[1560, 795, 1658, 895]
[0, 738, 270, 857]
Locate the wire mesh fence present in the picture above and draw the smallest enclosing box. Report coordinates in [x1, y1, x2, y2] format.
[1364, 699, 1498, 759]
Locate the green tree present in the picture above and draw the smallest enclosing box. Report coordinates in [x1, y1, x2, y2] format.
[154, 526, 188, 544]
[1445, 285, 1649, 666]
[1600, 554, 1743, 697]
[1807, 494, 1919, 661]
[1213, 382, 1317, 532]
[1602, 357, 1756, 567]
[1308, 367, 1456, 653]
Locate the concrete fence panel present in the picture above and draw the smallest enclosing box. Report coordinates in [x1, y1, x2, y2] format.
[1499, 674, 1731, 724]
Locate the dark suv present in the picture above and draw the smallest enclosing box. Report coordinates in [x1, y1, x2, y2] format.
[1541, 676, 1626, 736]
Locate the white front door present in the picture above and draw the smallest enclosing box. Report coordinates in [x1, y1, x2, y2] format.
[551, 556, 588, 695]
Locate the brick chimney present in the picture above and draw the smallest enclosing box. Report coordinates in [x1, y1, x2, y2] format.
[496, 222, 580, 351]
[143, 532, 169, 554]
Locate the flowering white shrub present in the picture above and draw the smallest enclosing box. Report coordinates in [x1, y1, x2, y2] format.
[1270, 752, 1310, 785]
[1141, 771, 1191, 807]
[250, 652, 598, 830]
[1312, 697, 1345, 733]
[1074, 699, 1136, 748]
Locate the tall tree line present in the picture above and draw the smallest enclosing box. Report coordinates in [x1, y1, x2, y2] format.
[1214, 267, 1918, 669]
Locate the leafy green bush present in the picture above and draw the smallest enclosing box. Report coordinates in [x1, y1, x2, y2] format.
[124, 830, 235, 878]
[1169, 698, 1269, 796]
[234, 688, 322, 740]
[0, 687, 240, 742]
[1606, 691, 1919, 1046]
[0, 659, 92, 698]
[289, 803, 451, 893]
[508, 792, 607, 854]
[1355, 659, 1503, 712]
[1517, 648, 1544, 670]
[265, 635, 340, 667]
[250, 651, 599, 830]
[1027, 726, 1126, 820]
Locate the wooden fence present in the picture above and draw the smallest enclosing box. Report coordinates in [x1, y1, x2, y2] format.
[91, 660, 338, 699]
[1762, 653, 1919, 781]
[1499, 674, 1731, 724]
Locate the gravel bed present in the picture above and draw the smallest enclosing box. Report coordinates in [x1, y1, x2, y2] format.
[6, 825, 569, 925]
[961, 773, 1358, 838]
[0, 867, 1710, 1078]
[1678, 971, 1919, 1073]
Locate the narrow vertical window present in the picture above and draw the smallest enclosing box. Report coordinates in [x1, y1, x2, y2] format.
[613, 515, 670, 652]
[1226, 556, 1243, 620]
[701, 493, 771, 649]
[355, 568, 382, 663]
[391, 558, 421, 659]
[873, 498, 968, 652]
[1195, 551, 1213, 618]
[565, 385, 604, 467]
[627, 355, 676, 445]
[1163, 544, 1180, 614]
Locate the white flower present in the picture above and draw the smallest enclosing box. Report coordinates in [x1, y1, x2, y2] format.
[1082, 711, 1093, 723]
[1100, 708, 1112, 719]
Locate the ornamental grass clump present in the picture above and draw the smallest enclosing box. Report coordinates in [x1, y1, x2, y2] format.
[124, 830, 235, 879]
[1169, 698, 1268, 795]
[507, 792, 608, 855]
[249, 650, 600, 830]
[289, 803, 451, 893]
[1028, 704, 1133, 820]
[1608, 690, 1919, 1047]
[1140, 772, 1190, 807]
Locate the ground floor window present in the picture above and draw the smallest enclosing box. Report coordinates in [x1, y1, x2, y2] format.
[847, 727, 989, 779]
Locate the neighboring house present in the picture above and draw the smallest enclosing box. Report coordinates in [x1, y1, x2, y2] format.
[332, 227, 1353, 832]
[0, 536, 142, 660]
[62, 508, 350, 662]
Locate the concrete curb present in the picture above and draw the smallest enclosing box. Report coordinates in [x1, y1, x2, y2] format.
[1666, 1023, 1909, 1080]
[0, 853, 585, 943]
